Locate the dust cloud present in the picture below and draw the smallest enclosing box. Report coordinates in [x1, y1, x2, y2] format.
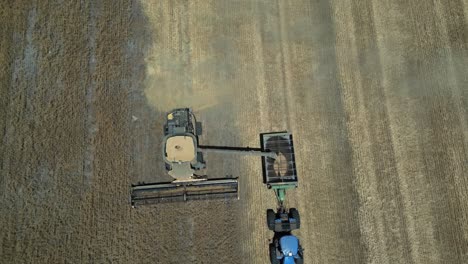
[143, 51, 237, 113]
[141, 3, 241, 113]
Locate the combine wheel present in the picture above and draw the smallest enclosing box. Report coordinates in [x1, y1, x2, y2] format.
[289, 208, 300, 229]
[267, 209, 276, 231]
[196, 121, 203, 135]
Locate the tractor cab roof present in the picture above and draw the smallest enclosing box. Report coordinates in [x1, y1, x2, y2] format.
[280, 235, 299, 256]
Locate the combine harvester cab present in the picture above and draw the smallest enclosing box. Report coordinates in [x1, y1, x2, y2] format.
[130, 108, 239, 206]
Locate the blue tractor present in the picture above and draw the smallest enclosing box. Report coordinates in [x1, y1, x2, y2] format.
[267, 207, 304, 264]
[266, 186, 304, 264]
[270, 234, 303, 264]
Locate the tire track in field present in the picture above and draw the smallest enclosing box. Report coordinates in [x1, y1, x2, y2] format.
[350, 0, 468, 263]
[281, 1, 366, 263]
[350, 1, 414, 263]
[83, 1, 98, 188]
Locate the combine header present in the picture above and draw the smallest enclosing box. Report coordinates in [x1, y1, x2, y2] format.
[130, 108, 296, 206]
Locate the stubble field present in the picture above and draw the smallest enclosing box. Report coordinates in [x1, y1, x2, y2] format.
[1, 1, 467, 263]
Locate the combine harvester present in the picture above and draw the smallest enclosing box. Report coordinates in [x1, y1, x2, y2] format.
[130, 108, 296, 206]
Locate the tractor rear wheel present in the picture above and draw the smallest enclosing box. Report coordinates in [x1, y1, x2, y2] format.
[267, 209, 276, 231]
[289, 208, 300, 229]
